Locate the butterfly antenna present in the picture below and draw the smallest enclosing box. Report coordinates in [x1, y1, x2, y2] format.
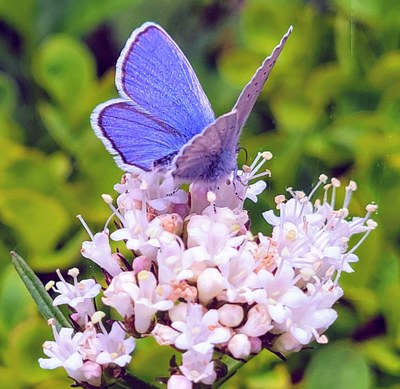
[238, 147, 249, 165]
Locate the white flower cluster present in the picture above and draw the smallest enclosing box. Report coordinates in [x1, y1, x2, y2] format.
[39, 269, 135, 386]
[39, 153, 377, 388]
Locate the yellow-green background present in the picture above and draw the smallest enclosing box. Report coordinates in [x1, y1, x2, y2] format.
[0, 0, 399, 388]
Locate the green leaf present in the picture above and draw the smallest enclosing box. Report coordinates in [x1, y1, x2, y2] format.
[0, 189, 69, 254]
[131, 337, 175, 386]
[60, 0, 137, 36]
[0, 72, 18, 115]
[369, 51, 400, 92]
[0, 0, 36, 41]
[304, 342, 372, 389]
[11, 251, 71, 329]
[0, 137, 27, 171]
[361, 338, 400, 375]
[219, 49, 265, 88]
[0, 265, 36, 334]
[37, 102, 78, 153]
[33, 34, 95, 112]
[7, 318, 63, 385]
[334, 0, 381, 26]
[28, 230, 86, 272]
[241, 0, 302, 55]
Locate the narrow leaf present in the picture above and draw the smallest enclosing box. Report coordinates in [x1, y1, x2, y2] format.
[11, 251, 71, 329]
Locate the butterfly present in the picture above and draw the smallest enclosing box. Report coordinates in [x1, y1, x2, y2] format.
[91, 22, 292, 184]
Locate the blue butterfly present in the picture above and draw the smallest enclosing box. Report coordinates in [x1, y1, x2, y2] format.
[91, 22, 292, 184]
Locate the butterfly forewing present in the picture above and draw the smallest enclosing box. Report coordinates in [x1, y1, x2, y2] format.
[233, 26, 292, 130]
[117, 22, 215, 139]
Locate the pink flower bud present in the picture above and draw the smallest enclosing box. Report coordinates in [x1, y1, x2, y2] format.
[132, 255, 152, 273]
[82, 361, 102, 387]
[228, 334, 251, 359]
[151, 324, 179, 346]
[167, 375, 192, 389]
[239, 304, 272, 337]
[249, 337, 262, 354]
[197, 268, 223, 304]
[218, 304, 243, 327]
[159, 213, 184, 235]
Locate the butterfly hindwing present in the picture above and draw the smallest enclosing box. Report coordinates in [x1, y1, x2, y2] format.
[172, 111, 238, 183]
[171, 27, 292, 183]
[91, 99, 188, 172]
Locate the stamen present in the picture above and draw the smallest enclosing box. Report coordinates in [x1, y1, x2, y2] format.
[102, 194, 113, 204]
[249, 152, 263, 170]
[261, 151, 273, 160]
[67, 268, 80, 278]
[91, 311, 106, 324]
[77, 214, 94, 240]
[101, 194, 126, 225]
[308, 174, 327, 200]
[342, 180, 357, 209]
[45, 280, 55, 291]
[250, 169, 271, 181]
[330, 178, 341, 208]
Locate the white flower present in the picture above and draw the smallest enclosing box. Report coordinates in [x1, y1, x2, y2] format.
[39, 320, 102, 386]
[218, 244, 258, 303]
[39, 327, 84, 371]
[102, 271, 137, 318]
[263, 178, 374, 277]
[251, 262, 304, 324]
[172, 304, 231, 352]
[179, 348, 216, 385]
[132, 270, 174, 333]
[111, 209, 161, 259]
[237, 304, 272, 338]
[52, 269, 101, 324]
[79, 219, 122, 277]
[272, 283, 339, 351]
[94, 322, 136, 367]
[115, 172, 188, 213]
[186, 207, 245, 266]
[156, 239, 193, 285]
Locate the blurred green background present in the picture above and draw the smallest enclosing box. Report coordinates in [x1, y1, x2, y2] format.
[0, 0, 399, 388]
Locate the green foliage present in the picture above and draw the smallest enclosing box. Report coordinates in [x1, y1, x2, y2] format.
[0, 0, 399, 387]
[304, 341, 372, 389]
